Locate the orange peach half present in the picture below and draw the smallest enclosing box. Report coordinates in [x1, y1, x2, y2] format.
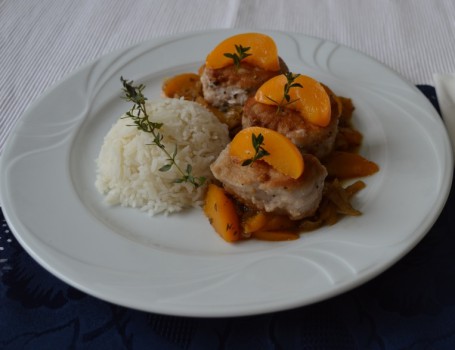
[255, 74, 331, 127]
[205, 33, 280, 71]
[229, 126, 304, 179]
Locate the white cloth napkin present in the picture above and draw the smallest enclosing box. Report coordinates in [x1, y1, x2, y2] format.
[434, 73, 455, 156]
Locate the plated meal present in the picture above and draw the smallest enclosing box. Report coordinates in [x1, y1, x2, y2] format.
[1, 29, 451, 316]
[96, 32, 379, 243]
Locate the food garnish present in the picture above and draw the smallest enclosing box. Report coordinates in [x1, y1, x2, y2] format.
[263, 72, 303, 113]
[240, 132, 270, 166]
[203, 184, 241, 242]
[121, 77, 206, 188]
[251, 231, 300, 241]
[205, 33, 280, 71]
[162, 73, 202, 101]
[243, 212, 296, 234]
[223, 44, 252, 70]
[229, 126, 304, 179]
[255, 74, 331, 126]
[322, 151, 379, 179]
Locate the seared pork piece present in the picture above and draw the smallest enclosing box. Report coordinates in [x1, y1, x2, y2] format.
[242, 86, 341, 159]
[210, 147, 327, 220]
[201, 58, 287, 107]
[242, 98, 337, 159]
[201, 62, 282, 108]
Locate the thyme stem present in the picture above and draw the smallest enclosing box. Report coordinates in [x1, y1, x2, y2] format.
[241, 133, 270, 166]
[224, 44, 251, 69]
[266, 72, 303, 113]
[120, 77, 206, 188]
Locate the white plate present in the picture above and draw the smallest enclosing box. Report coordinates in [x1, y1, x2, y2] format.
[0, 29, 453, 317]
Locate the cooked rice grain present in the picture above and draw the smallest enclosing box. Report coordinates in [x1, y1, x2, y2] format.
[95, 98, 229, 215]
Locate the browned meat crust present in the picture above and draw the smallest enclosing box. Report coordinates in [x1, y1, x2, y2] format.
[200, 58, 287, 109]
[210, 147, 327, 220]
[242, 86, 341, 159]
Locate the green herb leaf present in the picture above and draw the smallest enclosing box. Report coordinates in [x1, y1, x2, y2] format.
[241, 158, 253, 166]
[241, 132, 270, 166]
[120, 77, 206, 188]
[159, 164, 173, 172]
[265, 72, 303, 113]
[224, 44, 251, 69]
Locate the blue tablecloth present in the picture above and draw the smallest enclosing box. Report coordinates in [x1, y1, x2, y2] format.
[1, 86, 454, 349]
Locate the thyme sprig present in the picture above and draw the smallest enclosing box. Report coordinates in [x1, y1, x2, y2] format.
[266, 72, 303, 113]
[224, 45, 251, 69]
[120, 77, 206, 188]
[241, 133, 270, 166]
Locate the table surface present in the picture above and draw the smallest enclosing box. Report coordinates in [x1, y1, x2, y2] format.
[1, 1, 455, 349]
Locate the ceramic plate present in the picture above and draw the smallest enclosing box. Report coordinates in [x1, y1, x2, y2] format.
[0, 29, 452, 317]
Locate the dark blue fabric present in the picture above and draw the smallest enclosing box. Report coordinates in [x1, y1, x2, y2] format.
[1, 85, 454, 349]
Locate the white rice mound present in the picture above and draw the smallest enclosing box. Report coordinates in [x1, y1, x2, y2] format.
[95, 98, 230, 215]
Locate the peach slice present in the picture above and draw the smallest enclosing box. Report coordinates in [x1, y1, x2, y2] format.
[162, 73, 201, 99]
[203, 184, 241, 242]
[251, 230, 299, 241]
[229, 126, 304, 179]
[243, 212, 298, 234]
[205, 33, 280, 71]
[322, 151, 379, 179]
[255, 74, 331, 127]
[242, 212, 268, 234]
